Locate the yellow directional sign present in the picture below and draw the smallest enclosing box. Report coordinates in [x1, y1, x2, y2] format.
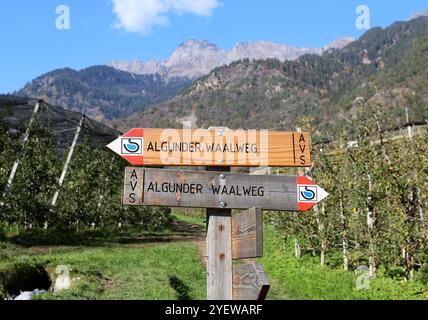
[108, 128, 311, 167]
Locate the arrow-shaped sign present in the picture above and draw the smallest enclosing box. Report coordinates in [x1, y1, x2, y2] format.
[122, 168, 328, 211]
[107, 128, 312, 167]
[107, 128, 145, 166]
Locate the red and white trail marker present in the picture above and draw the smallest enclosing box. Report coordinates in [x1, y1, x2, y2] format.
[107, 129, 145, 166]
[297, 176, 329, 211]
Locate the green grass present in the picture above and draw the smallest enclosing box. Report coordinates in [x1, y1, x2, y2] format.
[0, 222, 206, 300]
[34, 244, 206, 300]
[258, 226, 428, 300]
[1, 218, 426, 300]
[172, 213, 205, 227]
[0, 225, 179, 247]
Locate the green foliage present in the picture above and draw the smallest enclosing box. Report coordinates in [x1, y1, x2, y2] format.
[418, 261, 428, 285]
[0, 114, 15, 211]
[270, 105, 428, 287]
[0, 111, 171, 231]
[259, 227, 427, 300]
[3, 116, 59, 227]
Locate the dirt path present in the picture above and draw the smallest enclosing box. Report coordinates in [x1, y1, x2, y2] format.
[2, 219, 207, 258]
[170, 219, 205, 240]
[170, 219, 207, 266]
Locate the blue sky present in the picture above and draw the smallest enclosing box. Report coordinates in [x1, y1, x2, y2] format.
[0, 0, 427, 93]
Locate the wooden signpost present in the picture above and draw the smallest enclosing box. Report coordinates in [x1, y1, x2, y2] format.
[233, 263, 270, 300]
[205, 166, 233, 300]
[107, 128, 311, 167]
[122, 168, 328, 212]
[232, 207, 269, 300]
[109, 127, 328, 301]
[232, 207, 263, 260]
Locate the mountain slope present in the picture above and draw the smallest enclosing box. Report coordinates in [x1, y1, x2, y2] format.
[113, 17, 428, 137]
[16, 37, 354, 123]
[17, 66, 191, 121]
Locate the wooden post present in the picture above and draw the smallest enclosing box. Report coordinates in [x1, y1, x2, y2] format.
[206, 166, 232, 300]
[233, 263, 270, 300]
[231, 207, 269, 300]
[232, 207, 263, 260]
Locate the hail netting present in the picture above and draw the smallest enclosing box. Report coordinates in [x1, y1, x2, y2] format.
[0, 95, 119, 154]
[0, 95, 172, 229]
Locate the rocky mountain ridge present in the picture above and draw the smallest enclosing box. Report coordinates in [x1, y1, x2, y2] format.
[109, 37, 356, 79]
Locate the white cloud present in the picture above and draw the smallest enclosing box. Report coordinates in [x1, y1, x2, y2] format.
[112, 0, 220, 34]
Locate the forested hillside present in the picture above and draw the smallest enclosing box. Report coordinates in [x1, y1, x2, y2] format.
[17, 66, 191, 121]
[114, 17, 428, 139]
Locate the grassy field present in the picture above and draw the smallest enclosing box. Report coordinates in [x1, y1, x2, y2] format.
[37, 244, 206, 300]
[258, 226, 428, 300]
[0, 218, 207, 300]
[0, 214, 426, 300]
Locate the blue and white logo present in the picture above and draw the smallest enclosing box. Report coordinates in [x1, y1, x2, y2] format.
[299, 186, 317, 202]
[121, 138, 143, 155]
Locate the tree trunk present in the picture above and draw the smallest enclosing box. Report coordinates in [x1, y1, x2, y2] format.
[355, 230, 360, 251]
[320, 241, 326, 267]
[369, 256, 376, 278]
[403, 247, 416, 282]
[294, 238, 301, 258]
[315, 204, 326, 267]
[366, 171, 376, 278]
[339, 198, 349, 271]
[343, 239, 349, 272]
[416, 188, 425, 226]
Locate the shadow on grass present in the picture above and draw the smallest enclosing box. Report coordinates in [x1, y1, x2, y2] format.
[0, 220, 205, 248]
[169, 276, 191, 300]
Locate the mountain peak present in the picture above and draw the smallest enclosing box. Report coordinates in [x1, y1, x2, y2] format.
[178, 39, 219, 50]
[167, 39, 225, 79]
[409, 8, 428, 20]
